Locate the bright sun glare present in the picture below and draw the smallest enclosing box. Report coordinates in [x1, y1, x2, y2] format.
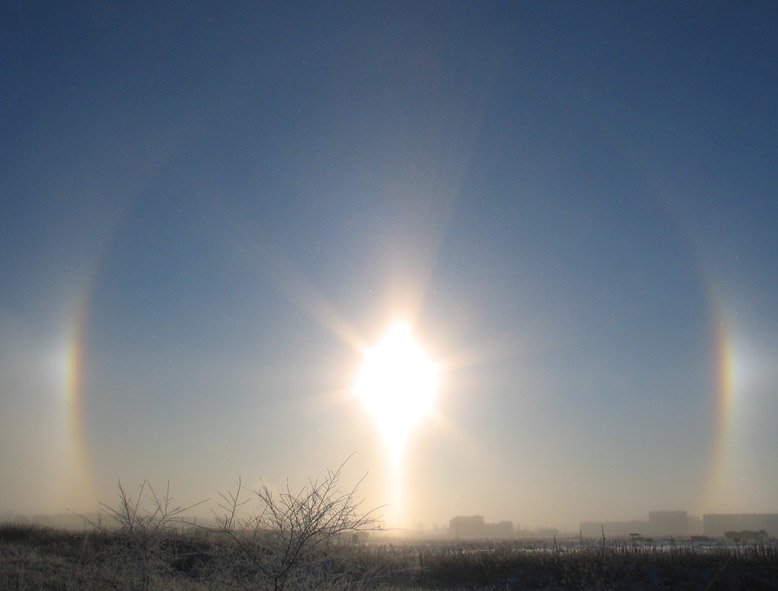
[354, 324, 438, 458]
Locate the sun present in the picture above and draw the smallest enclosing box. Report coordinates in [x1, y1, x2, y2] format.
[354, 323, 438, 458]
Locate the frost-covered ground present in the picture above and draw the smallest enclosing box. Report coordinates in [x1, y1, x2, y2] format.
[2, 523, 777, 590]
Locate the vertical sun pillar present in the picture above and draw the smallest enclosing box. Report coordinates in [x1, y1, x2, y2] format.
[354, 324, 438, 529]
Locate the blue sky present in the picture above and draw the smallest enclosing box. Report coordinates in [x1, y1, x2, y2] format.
[1, 2, 777, 530]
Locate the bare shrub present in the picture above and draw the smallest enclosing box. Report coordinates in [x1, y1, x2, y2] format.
[210, 458, 382, 590]
[87, 480, 206, 590]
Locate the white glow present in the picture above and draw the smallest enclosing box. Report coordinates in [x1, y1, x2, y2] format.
[354, 324, 438, 458]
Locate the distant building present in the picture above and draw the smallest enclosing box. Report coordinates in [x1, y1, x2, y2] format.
[724, 530, 769, 542]
[450, 515, 485, 539]
[704, 514, 778, 537]
[449, 515, 514, 539]
[581, 510, 690, 539]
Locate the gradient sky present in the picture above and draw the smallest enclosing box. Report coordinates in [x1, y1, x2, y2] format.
[2, 2, 777, 531]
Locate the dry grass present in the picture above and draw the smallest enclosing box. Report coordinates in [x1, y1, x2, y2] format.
[2, 524, 778, 590]
[3, 467, 776, 589]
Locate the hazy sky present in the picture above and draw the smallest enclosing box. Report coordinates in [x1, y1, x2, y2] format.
[2, 3, 777, 530]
